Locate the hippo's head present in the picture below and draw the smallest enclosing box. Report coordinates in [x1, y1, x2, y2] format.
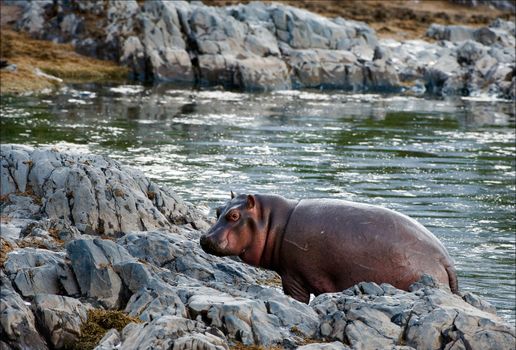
[200, 192, 262, 265]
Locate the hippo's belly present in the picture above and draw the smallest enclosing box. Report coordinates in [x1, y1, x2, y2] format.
[279, 199, 452, 294]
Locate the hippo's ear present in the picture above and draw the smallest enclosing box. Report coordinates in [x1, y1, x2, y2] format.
[246, 194, 255, 209]
[230, 191, 235, 199]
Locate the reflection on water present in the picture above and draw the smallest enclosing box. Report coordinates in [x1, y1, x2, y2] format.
[1, 84, 515, 324]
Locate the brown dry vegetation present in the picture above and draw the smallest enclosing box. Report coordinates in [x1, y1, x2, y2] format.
[70, 309, 141, 350]
[0, 239, 14, 268]
[231, 343, 285, 350]
[203, 0, 514, 40]
[0, 29, 127, 95]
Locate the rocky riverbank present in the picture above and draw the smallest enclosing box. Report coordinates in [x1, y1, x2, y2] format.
[2, 0, 515, 98]
[1, 144, 515, 349]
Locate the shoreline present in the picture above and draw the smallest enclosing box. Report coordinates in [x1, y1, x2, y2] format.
[1, 0, 514, 97]
[1, 144, 514, 349]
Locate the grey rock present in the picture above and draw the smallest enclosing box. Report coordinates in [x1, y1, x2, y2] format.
[124, 278, 188, 321]
[426, 24, 476, 42]
[311, 276, 515, 350]
[93, 329, 120, 350]
[118, 315, 228, 350]
[0, 274, 48, 350]
[284, 48, 357, 88]
[462, 292, 497, 314]
[358, 281, 385, 296]
[66, 238, 134, 308]
[113, 260, 153, 294]
[12, 0, 516, 98]
[457, 40, 489, 66]
[448, 0, 516, 12]
[118, 230, 275, 285]
[245, 285, 319, 338]
[16, 0, 52, 35]
[4, 248, 68, 298]
[188, 294, 282, 345]
[297, 342, 351, 350]
[1, 145, 207, 236]
[33, 294, 88, 349]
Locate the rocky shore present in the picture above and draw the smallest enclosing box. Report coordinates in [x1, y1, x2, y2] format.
[3, 0, 514, 98]
[1, 144, 515, 349]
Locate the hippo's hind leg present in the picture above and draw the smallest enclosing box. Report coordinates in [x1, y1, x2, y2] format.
[281, 275, 310, 304]
[446, 264, 460, 295]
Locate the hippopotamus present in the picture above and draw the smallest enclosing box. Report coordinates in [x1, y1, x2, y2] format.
[200, 193, 458, 303]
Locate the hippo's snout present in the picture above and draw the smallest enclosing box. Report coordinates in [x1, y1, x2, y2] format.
[200, 233, 228, 256]
[199, 234, 211, 252]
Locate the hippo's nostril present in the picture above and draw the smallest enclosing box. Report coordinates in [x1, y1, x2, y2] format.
[200, 235, 212, 253]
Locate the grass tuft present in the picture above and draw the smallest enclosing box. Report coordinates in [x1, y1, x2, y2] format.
[69, 309, 141, 350]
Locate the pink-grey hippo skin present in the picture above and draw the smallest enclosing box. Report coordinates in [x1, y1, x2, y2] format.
[200, 193, 459, 303]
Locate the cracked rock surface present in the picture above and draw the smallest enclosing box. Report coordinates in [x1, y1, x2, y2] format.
[1, 145, 515, 349]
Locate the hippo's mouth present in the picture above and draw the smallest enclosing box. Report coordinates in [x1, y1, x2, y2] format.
[200, 235, 230, 256]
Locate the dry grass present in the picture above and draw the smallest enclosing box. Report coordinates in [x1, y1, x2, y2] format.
[0, 29, 127, 94]
[258, 273, 283, 288]
[70, 309, 141, 350]
[0, 239, 14, 268]
[230, 342, 285, 350]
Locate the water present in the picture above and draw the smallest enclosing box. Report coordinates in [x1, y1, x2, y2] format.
[2, 84, 515, 324]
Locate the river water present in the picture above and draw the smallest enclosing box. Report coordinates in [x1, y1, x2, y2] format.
[2, 84, 515, 324]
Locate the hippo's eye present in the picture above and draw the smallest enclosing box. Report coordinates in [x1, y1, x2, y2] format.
[216, 207, 222, 218]
[227, 211, 240, 222]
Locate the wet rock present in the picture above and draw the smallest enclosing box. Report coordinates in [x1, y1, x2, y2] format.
[0, 272, 48, 350]
[117, 315, 228, 350]
[33, 294, 88, 349]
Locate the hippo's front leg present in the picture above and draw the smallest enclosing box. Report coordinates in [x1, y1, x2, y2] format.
[281, 274, 310, 304]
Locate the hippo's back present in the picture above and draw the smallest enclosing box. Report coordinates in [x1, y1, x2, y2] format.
[280, 199, 454, 294]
